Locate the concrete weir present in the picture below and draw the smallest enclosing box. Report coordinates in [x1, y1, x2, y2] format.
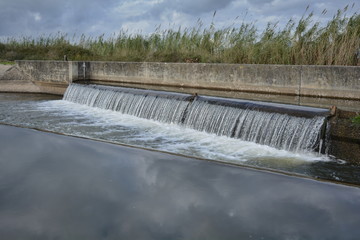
[0, 60, 359, 163]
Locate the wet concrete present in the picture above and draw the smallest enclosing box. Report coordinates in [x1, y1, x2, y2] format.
[0, 124, 360, 240]
[89, 82, 360, 112]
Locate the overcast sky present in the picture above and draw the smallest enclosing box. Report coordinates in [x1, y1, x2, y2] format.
[0, 0, 358, 39]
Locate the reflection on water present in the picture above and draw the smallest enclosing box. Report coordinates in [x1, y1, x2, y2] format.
[0, 93, 359, 185]
[0, 124, 360, 240]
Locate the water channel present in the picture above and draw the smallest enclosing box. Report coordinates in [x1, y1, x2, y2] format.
[0, 87, 359, 185]
[1, 124, 360, 239]
[1, 88, 360, 239]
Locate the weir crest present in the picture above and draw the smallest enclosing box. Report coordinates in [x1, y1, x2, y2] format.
[63, 84, 329, 153]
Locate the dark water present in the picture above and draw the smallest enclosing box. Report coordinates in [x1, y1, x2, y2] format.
[0, 93, 360, 185]
[0, 124, 360, 240]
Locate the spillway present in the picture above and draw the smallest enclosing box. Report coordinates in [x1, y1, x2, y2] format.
[63, 84, 330, 153]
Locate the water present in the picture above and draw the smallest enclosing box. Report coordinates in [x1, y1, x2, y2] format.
[0, 90, 359, 184]
[63, 84, 326, 152]
[2, 124, 360, 240]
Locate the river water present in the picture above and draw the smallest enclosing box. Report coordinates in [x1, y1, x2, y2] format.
[1, 92, 359, 185]
[1, 124, 360, 240]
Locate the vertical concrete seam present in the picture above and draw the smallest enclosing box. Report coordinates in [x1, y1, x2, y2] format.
[298, 65, 302, 105]
[68, 61, 72, 84]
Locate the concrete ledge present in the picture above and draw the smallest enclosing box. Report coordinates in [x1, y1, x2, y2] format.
[0, 80, 42, 93]
[0, 80, 67, 95]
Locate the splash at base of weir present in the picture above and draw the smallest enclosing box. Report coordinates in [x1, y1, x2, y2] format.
[63, 84, 330, 153]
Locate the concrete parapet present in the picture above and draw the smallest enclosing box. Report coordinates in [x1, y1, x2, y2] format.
[89, 62, 302, 96]
[16, 60, 71, 83]
[300, 65, 360, 99]
[88, 61, 360, 100]
[1, 61, 359, 100]
[0, 61, 74, 94]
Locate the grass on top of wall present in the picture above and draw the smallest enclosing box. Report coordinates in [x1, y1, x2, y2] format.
[0, 6, 359, 65]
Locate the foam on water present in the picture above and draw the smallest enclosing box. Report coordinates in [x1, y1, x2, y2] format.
[34, 100, 328, 164]
[3, 92, 360, 184]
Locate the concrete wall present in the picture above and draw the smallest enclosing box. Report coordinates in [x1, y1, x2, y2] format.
[89, 62, 302, 96]
[86, 62, 360, 100]
[0, 61, 79, 95]
[300, 66, 360, 99]
[329, 110, 360, 163]
[1, 60, 359, 100]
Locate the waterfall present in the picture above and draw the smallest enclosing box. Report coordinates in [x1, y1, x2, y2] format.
[63, 84, 328, 152]
[63, 84, 190, 124]
[182, 100, 325, 151]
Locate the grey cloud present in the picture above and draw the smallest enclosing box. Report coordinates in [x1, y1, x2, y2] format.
[244, 0, 350, 17]
[170, 0, 234, 15]
[0, 0, 356, 38]
[147, 0, 234, 19]
[0, 0, 119, 36]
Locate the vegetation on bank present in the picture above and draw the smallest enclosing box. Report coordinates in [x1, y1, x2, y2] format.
[0, 6, 359, 65]
[353, 115, 360, 124]
[0, 61, 15, 65]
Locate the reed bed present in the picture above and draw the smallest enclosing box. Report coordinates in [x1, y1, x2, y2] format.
[0, 7, 359, 65]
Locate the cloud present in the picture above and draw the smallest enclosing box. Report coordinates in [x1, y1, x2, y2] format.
[158, 0, 234, 15]
[0, 0, 119, 36]
[0, 0, 357, 38]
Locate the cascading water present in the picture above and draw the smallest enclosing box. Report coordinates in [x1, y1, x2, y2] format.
[63, 84, 191, 124]
[63, 83, 329, 153]
[182, 100, 325, 152]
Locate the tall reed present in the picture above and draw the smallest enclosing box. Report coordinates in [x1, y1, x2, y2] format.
[0, 7, 359, 65]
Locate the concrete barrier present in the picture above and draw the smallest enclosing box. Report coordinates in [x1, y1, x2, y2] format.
[0, 61, 79, 94]
[300, 65, 360, 100]
[88, 62, 303, 96]
[1, 60, 359, 100]
[87, 62, 360, 100]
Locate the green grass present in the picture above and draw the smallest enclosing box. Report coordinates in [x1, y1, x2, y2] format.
[352, 115, 360, 124]
[0, 60, 15, 65]
[0, 6, 359, 65]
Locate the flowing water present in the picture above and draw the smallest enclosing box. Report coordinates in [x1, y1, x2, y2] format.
[63, 84, 326, 152]
[0, 84, 359, 184]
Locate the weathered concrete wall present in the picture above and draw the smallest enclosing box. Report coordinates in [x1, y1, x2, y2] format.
[328, 110, 360, 163]
[1, 60, 359, 99]
[0, 61, 77, 94]
[87, 62, 360, 100]
[16, 60, 71, 83]
[300, 66, 360, 100]
[88, 62, 302, 96]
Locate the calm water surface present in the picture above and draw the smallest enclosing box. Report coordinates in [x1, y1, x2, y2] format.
[0, 124, 360, 240]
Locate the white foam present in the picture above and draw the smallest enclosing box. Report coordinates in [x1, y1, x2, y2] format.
[35, 100, 329, 164]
